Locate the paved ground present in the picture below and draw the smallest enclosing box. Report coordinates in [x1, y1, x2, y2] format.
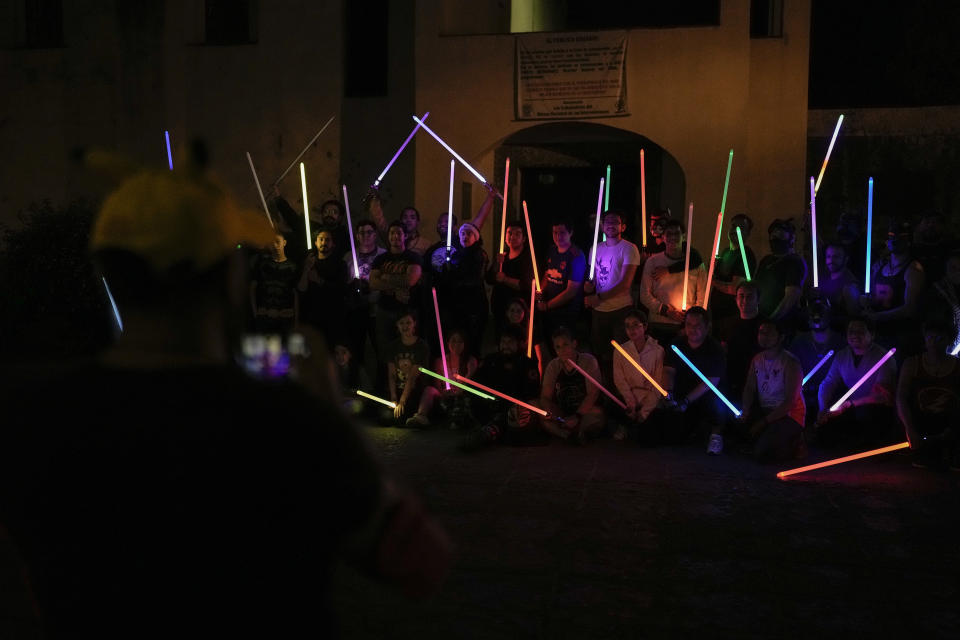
[333, 427, 959, 639]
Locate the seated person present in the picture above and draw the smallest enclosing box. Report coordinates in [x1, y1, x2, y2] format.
[431, 329, 478, 430]
[384, 309, 438, 427]
[816, 317, 899, 447]
[653, 306, 728, 454]
[333, 339, 372, 417]
[788, 297, 846, 425]
[896, 319, 960, 470]
[539, 326, 606, 443]
[461, 326, 542, 450]
[612, 310, 665, 443]
[739, 320, 806, 462]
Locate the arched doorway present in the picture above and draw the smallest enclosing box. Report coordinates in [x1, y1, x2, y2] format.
[491, 122, 685, 265]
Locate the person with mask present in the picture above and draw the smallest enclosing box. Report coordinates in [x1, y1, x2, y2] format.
[862, 219, 925, 356]
[754, 218, 807, 334]
[787, 297, 846, 425]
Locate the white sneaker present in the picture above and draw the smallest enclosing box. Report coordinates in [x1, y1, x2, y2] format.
[707, 434, 723, 455]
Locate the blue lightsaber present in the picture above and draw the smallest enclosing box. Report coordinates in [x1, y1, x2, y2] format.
[802, 350, 834, 386]
[164, 130, 173, 171]
[102, 276, 123, 332]
[865, 177, 874, 294]
[670, 344, 741, 416]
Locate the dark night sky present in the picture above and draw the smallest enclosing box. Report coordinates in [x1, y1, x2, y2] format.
[809, 0, 960, 108]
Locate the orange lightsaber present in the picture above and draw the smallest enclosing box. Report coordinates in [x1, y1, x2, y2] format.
[703, 212, 723, 310]
[640, 149, 647, 248]
[432, 287, 450, 390]
[610, 340, 668, 397]
[527, 279, 536, 358]
[455, 374, 548, 416]
[682, 202, 693, 310]
[814, 114, 843, 195]
[522, 200, 541, 292]
[498, 157, 510, 261]
[566, 358, 626, 409]
[776, 442, 909, 479]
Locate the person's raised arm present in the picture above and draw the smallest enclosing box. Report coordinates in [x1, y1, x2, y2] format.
[470, 185, 497, 230]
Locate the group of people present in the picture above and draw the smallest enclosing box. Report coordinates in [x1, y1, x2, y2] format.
[250, 183, 960, 469]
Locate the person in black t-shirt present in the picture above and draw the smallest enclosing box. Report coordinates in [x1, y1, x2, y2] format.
[754, 218, 807, 334]
[250, 232, 299, 334]
[488, 221, 534, 336]
[370, 221, 423, 354]
[298, 228, 348, 346]
[710, 213, 758, 327]
[716, 280, 763, 404]
[537, 218, 587, 352]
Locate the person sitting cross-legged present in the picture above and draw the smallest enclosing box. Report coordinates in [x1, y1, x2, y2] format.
[538, 326, 606, 444]
[383, 309, 438, 427]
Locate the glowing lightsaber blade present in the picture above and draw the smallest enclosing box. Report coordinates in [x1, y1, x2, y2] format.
[419, 368, 495, 399]
[566, 358, 626, 409]
[640, 150, 647, 248]
[164, 130, 173, 170]
[102, 276, 123, 332]
[604, 164, 611, 211]
[682, 202, 693, 310]
[412, 116, 500, 198]
[703, 212, 723, 310]
[776, 441, 909, 479]
[670, 344, 741, 416]
[814, 114, 844, 194]
[373, 112, 429, 187]
[357, 390, 397, 409]
[715, 149, 734, 258]
[829, 348, 896, 412]
[527, 279, 536, 358]
[865, 177, 874, 294]
[802, 350, 834, 386]
[342, 184, 360, 279]
[245, 151, 276, 228]
[274, 115, 335, 186]
[300, 163, 312, 251]
[810, 176, 818, 288]
[498, 157, 510, 259]
[951, 342, 960, 357]
[611, 340, 668, 396]
[522, 201, 541, 292]
[432, 287, 450, 390]
[455, 374, 548, 416]
[446, 160, 455, 254]
[588, 177, 606, 281]
[736, 226, 751, 282]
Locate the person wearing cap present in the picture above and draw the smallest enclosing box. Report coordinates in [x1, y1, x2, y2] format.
[754, 218, 807, 334]
[0, 160, 451, 637]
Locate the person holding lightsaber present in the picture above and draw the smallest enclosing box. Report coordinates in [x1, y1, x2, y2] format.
[369, 222, 423, 357]
[611, 310, 665, 443]
[753, 218, 807, 334]
[815, 317, 899, 448]
[787, 297, 845, 423]
[487, 220, 535, 337]
[538, 326, 606, 444]
[708, 213, 757, 326]
[537, 217, 587, 352]
[738, 319, 807, 462]
[341, 218, 386, 362]
[382, 309, 439, 427]
[297, 228, 348, 342]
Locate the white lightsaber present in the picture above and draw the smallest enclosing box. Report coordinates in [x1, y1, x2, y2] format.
[447, 160, 455, 254]
[588, 177, 606, 281]
[245, 152, 276, 228]
[300, 163, 312, 251]
[342, 184, 359, 279]
[814, 114, 844, 194]
[413, 115, 500, 198]
[274, 115, 335, 186]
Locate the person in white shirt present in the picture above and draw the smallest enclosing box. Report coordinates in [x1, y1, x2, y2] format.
[612, 310, 665, 442]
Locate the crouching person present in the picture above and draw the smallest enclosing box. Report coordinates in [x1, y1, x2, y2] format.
[539, 327, 606, 444]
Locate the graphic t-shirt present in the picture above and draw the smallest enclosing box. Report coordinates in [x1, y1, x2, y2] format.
[543, 245, 586, 316]
[748, 349, 805, 425]
[593, 238, 641, 312]
[386, 337, 431, 392]
[371, 250, 421, 312]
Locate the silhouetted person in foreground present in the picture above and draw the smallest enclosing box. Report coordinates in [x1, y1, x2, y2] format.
[0, 156, 451, 638]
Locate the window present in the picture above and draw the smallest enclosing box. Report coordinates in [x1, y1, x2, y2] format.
[344, 0, 388, 97]
[750, 0, 783, 38]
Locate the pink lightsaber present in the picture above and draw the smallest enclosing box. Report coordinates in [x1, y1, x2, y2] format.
[446, 160, 455, 253]
[640, 149, 647, 248]
[342, 184, 359, 279]
[588, 177, 606, 281]
[373, 112, 429, 187]
[682, 202, 693, 310]
[455, 374, 548, 416]
[522, 201, 541, 292]
[498, 157, 511, 261]
[432, 287, 450, 390]
[566, 358, 626, 409]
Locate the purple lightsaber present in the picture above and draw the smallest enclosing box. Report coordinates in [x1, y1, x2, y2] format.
[373, 112, 429, 187]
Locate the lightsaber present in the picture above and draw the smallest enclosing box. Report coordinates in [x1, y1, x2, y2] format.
[357, 390, 397, 409]
[670, 344, 741, 416]
[419, 368, 495, 400]
[829, 347, 896, 412]
[566, 358, 627, 409]
[412, 116, 500, 198]
[703, 212, 723, 310]
[951, 342, 960, 357]
[802, 350, 834, 386]
[245, 152, 276, 228]
[102, 276, 123, 332]
[522, 201, 541, 292]
[588, 177, 606, 281]
[274, 115, 335, 186]
[813, 113, 844, 194]
[682, 202, 693, 310]
[455, 374, 548, 416]
[640, 150, 647, 248]
[498, 157, 510, 259]
[604, 164, 611, 211]
[736, 226, 751, 282]
[342, 185, 360, 279]
[776, 441, 909, 480]
[611, 340, 668, 396]
[714, 149, 734, 258]
[446, 160, 455, 254]
[865, 177, 874, 294]
[164, 130, 173, 171]
[300, 163, 312, 251]
[527, 279, 536, 358]
[810, 176, 818, 288]
[373, 111, 429, 187]
[432, 287, 450, 390]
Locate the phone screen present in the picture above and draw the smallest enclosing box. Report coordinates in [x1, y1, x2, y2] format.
[240, 333, 307, 380]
